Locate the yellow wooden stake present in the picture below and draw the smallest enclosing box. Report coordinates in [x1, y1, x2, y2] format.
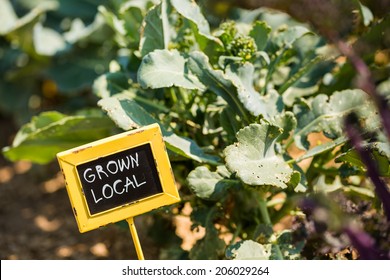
[126, 217, 145, 260]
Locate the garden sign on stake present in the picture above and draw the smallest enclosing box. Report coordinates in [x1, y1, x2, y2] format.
[57, 124, 180, 260]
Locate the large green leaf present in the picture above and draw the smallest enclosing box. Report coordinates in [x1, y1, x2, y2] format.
[139, 0, 170, 57]
[187, 165, 238, 200]
[225, 63, 283, 118]
[226, 240, 271, 260]
[98, 93, 219, 164]
[224, 123, 296, 189]
[2, 111, 115, 164]
[138, 49, 205, 90]
[292, 89, 375, 150]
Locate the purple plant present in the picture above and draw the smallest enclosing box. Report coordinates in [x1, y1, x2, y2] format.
[344, 226, 389, 260]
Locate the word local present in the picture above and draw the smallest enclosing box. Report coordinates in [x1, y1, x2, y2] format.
[82, 152, 147, 204]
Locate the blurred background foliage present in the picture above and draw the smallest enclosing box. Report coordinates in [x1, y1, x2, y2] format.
[0, 0, 116, 126]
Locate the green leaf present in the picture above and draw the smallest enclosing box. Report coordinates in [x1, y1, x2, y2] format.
[226, 240, 271, 260]
[3, 1, 58, 56]
[33, 23, 66, 56]
[48, 46, 113, 92]
[170, 0, 221, 50]
[249, 21, 271, 51]
[93, 72, 131, 98]
[313, 176, 375, 197]
[274, 26, 313, 47]
[187, 165, 238, 200]
[293, 89, 374, 150]
[336, 141, 390, 177]
[294, 136, 347, 163]
[138, 49, 205, 90]
[0, 0, 18, 35]
[224, 123, 296, 189]
[272, 230, 304, 260]
[139, 0, 170, 57]
[139, 50, 252, 123]
[190, 208, 226, 259]
[225, 63, 283, 118]
[98, 94, 219, 164]
[2, 111, 115, 164]
[269, 112, 297, 142]
[63, 14, 106, 44]
[357, 1, 374, 26]
[187, 51, 251, 123]
[313, 176, 346, 193]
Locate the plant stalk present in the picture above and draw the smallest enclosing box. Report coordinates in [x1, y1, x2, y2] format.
[257, 193, 284, 260]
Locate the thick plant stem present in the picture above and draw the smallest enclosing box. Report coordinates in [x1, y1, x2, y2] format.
[257, 193, 284, 260]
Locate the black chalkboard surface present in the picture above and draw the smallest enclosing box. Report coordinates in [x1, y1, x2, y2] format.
[76, 143, 163, 215]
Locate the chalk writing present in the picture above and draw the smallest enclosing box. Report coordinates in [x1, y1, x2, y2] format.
[76, 143, 163, 215]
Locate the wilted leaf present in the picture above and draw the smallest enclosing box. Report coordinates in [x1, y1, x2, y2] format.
[224, 123, 296, 189]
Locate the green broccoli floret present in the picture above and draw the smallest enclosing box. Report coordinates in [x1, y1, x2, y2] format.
[228, 36, 257, 62]
[216, 20, 257, 62]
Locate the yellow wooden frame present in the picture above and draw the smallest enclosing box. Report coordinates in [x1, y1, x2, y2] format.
[57, 123, 180, 233]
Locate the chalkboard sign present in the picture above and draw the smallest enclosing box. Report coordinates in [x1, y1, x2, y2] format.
[57, 124, 180, 233]
[76, 143, 163, 215]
